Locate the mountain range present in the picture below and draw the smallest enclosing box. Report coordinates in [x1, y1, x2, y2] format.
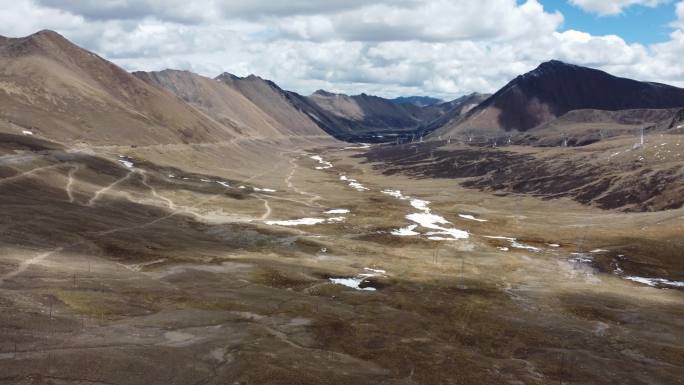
[2, 29, 684, 385]
[433, 60, 684, 142]
[2, 30, 684, 148]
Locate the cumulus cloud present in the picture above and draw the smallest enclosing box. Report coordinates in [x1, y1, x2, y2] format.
[568, 0, 669, 16]
[276, 0, 563, 43]
[0, 0, 682, 99]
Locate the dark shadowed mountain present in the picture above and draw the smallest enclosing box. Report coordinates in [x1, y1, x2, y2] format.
[306, 90, 482, 141]
[432, 60, 684, 139]
[420, 93, 491, 136]
[391, 96, 443, 107]
[307, 90, 432, 135]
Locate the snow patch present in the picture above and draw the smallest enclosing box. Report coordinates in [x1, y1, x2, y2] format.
[254, 187, 276, 192]
[266, 218, 326, 226]
[410, 199, 430, 212]
[407, 213, 469, 240]
[216, 181, 231, 188]
[348, 181, 369, 191]
[329, 277, 375, 291]
[339, 175, 368, 191]
[484, 236, 540, 251]
[266, 215, 346, 226]
[383, 191, 468, 240]
[310, 155, 332, 169]
[569, 253, 593, 264]
[381, 189, 408, 200]
[117, 159, 134, 168]
[624, 276, 684, 288]
[325, 209, 350, 214]
[391, 224, 420, 236]
[343, 143, 371, 150]
[329, 267, 385, 291]
[458, 214, 487, 222]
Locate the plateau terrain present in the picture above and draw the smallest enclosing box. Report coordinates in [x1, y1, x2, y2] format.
[0, 30, 682, 385]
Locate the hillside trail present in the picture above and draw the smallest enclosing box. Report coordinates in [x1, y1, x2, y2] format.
[87, 169, 135, 207]
[256, 197, 272, 220]
[285, 156, 324, 208]
[0, 148, 328, 285]
[0, 247, 66, 285]
[64, 165, 80, 203]
[0, 164, 63, 186]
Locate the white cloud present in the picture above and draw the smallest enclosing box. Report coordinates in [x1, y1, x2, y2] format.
[568, 0, 669, 16]
[277, 0, 563, 42]
[674, 1, 684, 28]
[0, 0, 683, 99]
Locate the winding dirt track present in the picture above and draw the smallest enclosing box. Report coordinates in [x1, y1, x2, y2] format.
[0, 150, 317, 286]
[285, 156, 323, 207]
[65, 165, 80, 203]
[87, 169, 135, 207]
[0, 164, 63, 186]
[0, 246, 65, 285]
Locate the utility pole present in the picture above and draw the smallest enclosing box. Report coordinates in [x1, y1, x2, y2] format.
[459, 256, 465, 289]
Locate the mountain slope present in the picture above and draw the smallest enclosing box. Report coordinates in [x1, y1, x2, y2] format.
[420, 93, 491, 136]
[433, 60, 684, 139]
[214, 73, 327, 137]
[309, 90, 428, 133]
[0, 30, 235, 146]
[135, 69, 329, 139]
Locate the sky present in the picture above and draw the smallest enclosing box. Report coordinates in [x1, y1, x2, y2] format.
[0, 0, 683, 99]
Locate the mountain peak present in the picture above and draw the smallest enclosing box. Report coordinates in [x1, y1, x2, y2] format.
[521, 59, 586, 79]
[0, 29, 89, 59]
[449, 60, 684, 133]
[312, 89, 338, 97]
[215, 72, 241, 81]
[31, 29, 65, 40]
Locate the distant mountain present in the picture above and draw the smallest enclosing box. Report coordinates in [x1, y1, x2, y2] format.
[213, 73, 331, 137]
[421, 93, 491, 135]
[0, 30, 491, 145]
[391, 96, 443, 107]
[136, 69, 330, 139]
[0, 30, 235, 145]
[432, 60, 684, 139]
[307, 90, 435, 135]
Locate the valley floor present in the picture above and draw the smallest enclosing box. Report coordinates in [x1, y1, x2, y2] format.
[0, 135, 683, 385]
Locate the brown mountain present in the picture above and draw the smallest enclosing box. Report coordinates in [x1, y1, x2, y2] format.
[134, 70, 327, 139]
[420, 92, 490, 136]
[433, 60, 684, 139]
[304, 90, 478, 141]
[0, 30, 236, 146]
[308, 90, 429, 133]
[213, 73, 329, 137]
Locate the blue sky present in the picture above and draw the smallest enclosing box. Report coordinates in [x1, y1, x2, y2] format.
[542, 0, 677, 44]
